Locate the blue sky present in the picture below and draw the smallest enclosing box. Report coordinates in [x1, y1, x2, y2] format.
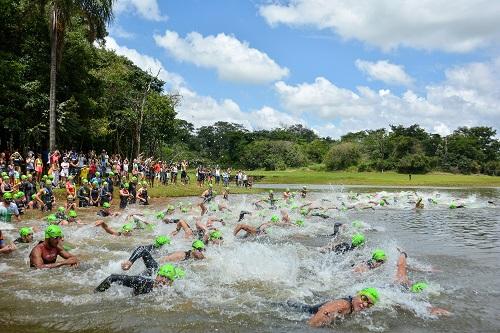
[105, 0, 500, 138]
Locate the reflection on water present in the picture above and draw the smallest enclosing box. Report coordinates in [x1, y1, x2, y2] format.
[0, 187, 499, 333]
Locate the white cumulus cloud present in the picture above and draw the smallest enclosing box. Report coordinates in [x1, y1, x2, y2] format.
[153, 30, 289, 84]
[114, 0, 166, 21]
[276, 57, 500, 138]
[259, 0, 500, 52]
[355, 59, 414, 86]
[99, 38, 300, 131]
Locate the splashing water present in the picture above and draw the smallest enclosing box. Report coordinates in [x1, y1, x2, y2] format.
[0, 186, 499, 332]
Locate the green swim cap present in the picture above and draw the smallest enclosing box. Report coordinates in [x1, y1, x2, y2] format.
[208, 183, 213, 188]
[108, 172, 114, 176]
[58, 206, 65, 212]
[379, 200, 385, 206]
[95, 172, 100, 176]
[17, 191, 25, 197]
[3, 192, 13, 200]
[46, 214, 58, 224]
[269, 190, 273, 194]
[103, 202, 111, 208]
[300, 208, 308, 216]
[157, 264, 176, 280]
[209, 230, 222, 240]
[358, 287, 379, 304]
[157, 264, 185, 280]
[2, 176, 8, 180]
[181, 207, 188, 213]
[68, 210, 77, 218]
[449, 203, 456, 209]
[122, 224, 133, 232]
[352, 233, 365, 247]
[295, 219, 304, 227]
[92, 181, 98, 186]
[31, 194, 37, 200]
[132, 176, 137, 181]
[82, 179, 89, 184]
[411, 282, 428, 293]
[45, 179, 52, 185]
[68, 175, 74, 180]
[21, 175, 27, 180]
[123, 182, 129, 188]
[372, 249, 386, 262]
[19, 227, 33, 237]
[45, 225, 63, 239]
[1, 172, 6, 177]
[286, 188, 290, 192]
[156, 212, 165, 219]
[48, 175, 54, 180]
[192, 239, 205, 250]
[167, 205, 175, 211]
[103, 181, 108, 186]
[154, 235, 171, 248]
[271, 215, 279, 223]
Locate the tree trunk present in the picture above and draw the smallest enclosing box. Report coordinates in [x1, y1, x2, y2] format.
[49, 7, 58, 152]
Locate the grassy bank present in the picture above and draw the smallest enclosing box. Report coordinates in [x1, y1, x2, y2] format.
[248, 169, 500, 187]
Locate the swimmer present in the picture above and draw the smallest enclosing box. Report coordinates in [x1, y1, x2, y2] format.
[95, 220, 135, 236]
[233, 215, 288, 237]
[29, 225, 79, 269]
[195, 217, 225, 240]
[238, 210, 252, 222]
[285, 287, 380, 327]
[14, 227, 35, 243]
[96, 202, 120, 217]
[121, 235, 171, 273]
[95, 262, 184, 296]
[415, 198, 424, 209]
[0, 230, 17, 254]
[199, 184, 214, 215]
[300, 186, 308, 198]
[395, 249, 451, 316]
[160, 239, 206, 262]
[1, 192, 21, 223]
[320, 233, 365, 254]
[170, 219, 194, 239]
[353, 249, 387, 273]
[283, 188, 292, 200]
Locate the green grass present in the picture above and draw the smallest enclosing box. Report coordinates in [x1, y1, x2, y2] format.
[247, 169, 500, 187]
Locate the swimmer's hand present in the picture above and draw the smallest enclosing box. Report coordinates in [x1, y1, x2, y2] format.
[95, 220, 105, 227]
[121, 260, 132, 270]
[65, 256, 79, 267]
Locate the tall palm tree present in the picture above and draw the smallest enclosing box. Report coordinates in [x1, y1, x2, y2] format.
[43, 0, 114, 151]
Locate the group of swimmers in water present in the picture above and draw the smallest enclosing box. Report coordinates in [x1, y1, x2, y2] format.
[1, 184, 454, 327]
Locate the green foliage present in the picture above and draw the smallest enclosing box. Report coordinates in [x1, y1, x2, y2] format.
[241, 140, 308, 170]
[397, 153, 431, 174]
[324, 142, 361, 170]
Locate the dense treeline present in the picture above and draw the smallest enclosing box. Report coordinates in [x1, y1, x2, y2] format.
[1, 1, 498, 175]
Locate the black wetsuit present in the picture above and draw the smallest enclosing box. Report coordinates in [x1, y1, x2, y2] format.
[128, 183, 137, 204]
[90, 188, 99, 206]
[138, 189, 149, 205]
[331, 242, 355, 254]
[41, 187, 54, 211]
[77, 186, 90, 207]
[95, 249, 158, 295]
[127, 245, 159, 276]
[97, 209, 110, 217]
[119, 192, 129, 209]
[238, 210, 251, 222]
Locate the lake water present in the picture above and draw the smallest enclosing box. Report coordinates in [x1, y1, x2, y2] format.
[0, 186, 499, 333]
